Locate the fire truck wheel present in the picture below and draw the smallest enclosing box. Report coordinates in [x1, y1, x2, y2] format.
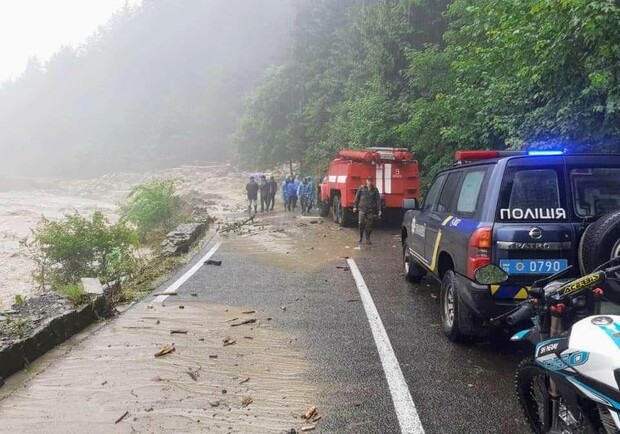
[340, 208, 356, 228]
[319, 201, 330, 218]
[332, 196, 342, 224]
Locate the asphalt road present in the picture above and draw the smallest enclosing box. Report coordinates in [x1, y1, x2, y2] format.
[168, 213, 532, 434]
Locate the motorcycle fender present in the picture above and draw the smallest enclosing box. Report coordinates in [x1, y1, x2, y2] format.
[511, 327, 541, 345]
[549, 372, 583, 420]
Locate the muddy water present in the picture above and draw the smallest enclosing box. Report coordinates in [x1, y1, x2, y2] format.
[0, 165, 247, 311]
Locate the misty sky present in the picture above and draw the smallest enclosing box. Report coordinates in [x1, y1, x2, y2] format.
[0, 0, 142, 84]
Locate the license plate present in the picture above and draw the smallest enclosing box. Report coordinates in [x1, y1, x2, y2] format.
[500, 259, 568, 275]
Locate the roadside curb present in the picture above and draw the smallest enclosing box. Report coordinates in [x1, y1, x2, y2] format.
[0, 226, 216, 383]
[0, 293, 112, 381]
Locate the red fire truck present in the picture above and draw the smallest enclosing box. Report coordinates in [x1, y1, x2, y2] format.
[318, 148, 420, 226]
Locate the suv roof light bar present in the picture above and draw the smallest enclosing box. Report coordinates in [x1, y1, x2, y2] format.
[454, 149, 565, 162]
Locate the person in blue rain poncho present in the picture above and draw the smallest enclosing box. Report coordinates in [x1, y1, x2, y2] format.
[298, 177, 313, 215]
[285, 178, 297, 211]
[292, 175, 301, 210]
[281, 176, 291, 210]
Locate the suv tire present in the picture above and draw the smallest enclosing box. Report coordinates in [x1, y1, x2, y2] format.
[403, 243, 426, 283]
[579, 210, 620, 302]
[440, 270, 467, 342]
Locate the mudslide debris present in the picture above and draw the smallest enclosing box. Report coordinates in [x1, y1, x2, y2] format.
[154, 344, 175, 357]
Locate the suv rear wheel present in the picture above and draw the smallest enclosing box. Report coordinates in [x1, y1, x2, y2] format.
[403, 243, 426, 283]
[579, 210, 620, 303]
[440, 270, 467, 342]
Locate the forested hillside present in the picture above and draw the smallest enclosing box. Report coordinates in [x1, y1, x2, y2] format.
[0, 0, 293, 177]
[236, 0, 620, 180]
[2, 0, 618, 180]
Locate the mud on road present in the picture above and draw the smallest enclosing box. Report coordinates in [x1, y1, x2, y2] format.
[0, 208, 530, 433]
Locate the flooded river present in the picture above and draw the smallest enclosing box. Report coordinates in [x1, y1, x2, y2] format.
[0, 165, 246, 311]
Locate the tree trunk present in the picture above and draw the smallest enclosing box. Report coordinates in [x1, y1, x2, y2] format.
[289, 159, 293, 177]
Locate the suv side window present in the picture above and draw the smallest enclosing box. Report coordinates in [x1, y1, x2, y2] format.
[422, 174, 446, 212]
[457, 169, 486, 215]
[437, 172, 461, 213]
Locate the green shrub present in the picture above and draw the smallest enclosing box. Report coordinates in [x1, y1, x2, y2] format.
[58, 283, 90, 306]
[33, 211, 139, 288]
[14, 294, 26, 305]
[121, 179, 189, 242]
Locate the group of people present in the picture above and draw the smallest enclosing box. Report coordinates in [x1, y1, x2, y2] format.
[246, 173, 382, 244]
[245, 175, 278, 214]
[282, 175, 315, 215]
[245, 174, 316, 215]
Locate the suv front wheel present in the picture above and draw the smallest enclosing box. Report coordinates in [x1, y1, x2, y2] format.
[403, 243, 426, 283]
[440, 270, 467, 342]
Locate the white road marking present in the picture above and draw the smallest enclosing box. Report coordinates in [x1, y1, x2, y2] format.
[347, 258, 425, 434]
[154, 242, 222, 303]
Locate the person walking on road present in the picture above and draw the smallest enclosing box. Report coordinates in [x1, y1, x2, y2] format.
[259, 175, 270, 212]
[246, 176, 259, 214]
[286, 179, 297, 211]
[306, 176, 315, 214]
[292, 175, 301, 210]
[353, 176, 381, 244]
[281, 176, 291, 210]
[298, 177, 313, 215]
[268, 176, 278, 211]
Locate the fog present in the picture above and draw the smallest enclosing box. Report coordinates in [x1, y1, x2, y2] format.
[0, 0, 295, 178]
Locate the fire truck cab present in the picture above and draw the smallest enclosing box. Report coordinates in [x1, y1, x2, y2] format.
[319, 147, 420, 226]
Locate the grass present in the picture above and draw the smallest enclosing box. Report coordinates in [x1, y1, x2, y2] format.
[58, 283, 90, 306]
[117, 256, 180, 303]
[14, 294, 27, 306]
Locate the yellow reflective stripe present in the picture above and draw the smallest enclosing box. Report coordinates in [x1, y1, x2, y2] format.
[410, 231, 443, 272]
[429, 232, 442, 271]
[515, 287, 530, 300]
[490, 285, 531, 299]
[442, 216, 454, 226]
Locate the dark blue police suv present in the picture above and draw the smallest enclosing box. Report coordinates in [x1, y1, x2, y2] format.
[401, 150, 620, 341]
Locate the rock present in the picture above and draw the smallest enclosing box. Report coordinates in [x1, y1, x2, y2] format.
[161, 222, 207, 257]
[81, 278, 103, 295]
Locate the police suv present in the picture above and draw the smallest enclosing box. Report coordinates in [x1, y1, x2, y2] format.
[401, 150, 620, 341]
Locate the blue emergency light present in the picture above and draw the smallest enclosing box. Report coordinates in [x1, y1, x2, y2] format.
[527, 150, 564, 156]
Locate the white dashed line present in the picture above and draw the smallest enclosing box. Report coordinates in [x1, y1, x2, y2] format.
[154, 242, 222, 303]
[347, 258, 425, 434]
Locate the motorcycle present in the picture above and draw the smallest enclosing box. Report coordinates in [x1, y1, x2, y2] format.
[475, 258, 620, 433]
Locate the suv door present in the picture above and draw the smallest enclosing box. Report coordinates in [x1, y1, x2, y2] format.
[493, 161, 576, 290]
[410, 174, 446, 259]
[425, 171, 461, 262]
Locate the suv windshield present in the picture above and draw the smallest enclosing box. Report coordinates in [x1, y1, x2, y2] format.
[570, 167, 620, 217]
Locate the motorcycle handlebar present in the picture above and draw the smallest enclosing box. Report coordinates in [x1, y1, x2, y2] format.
[605, 265, 620, 276]
[506, 303, 534, 326]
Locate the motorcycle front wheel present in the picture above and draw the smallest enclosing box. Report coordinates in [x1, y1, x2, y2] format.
[515, 358, 602, 434]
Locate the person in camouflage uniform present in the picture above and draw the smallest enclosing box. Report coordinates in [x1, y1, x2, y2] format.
[353, 176, 382, 244]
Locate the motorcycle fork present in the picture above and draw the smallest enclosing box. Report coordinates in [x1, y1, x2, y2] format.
[548, 315, 564, 431]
